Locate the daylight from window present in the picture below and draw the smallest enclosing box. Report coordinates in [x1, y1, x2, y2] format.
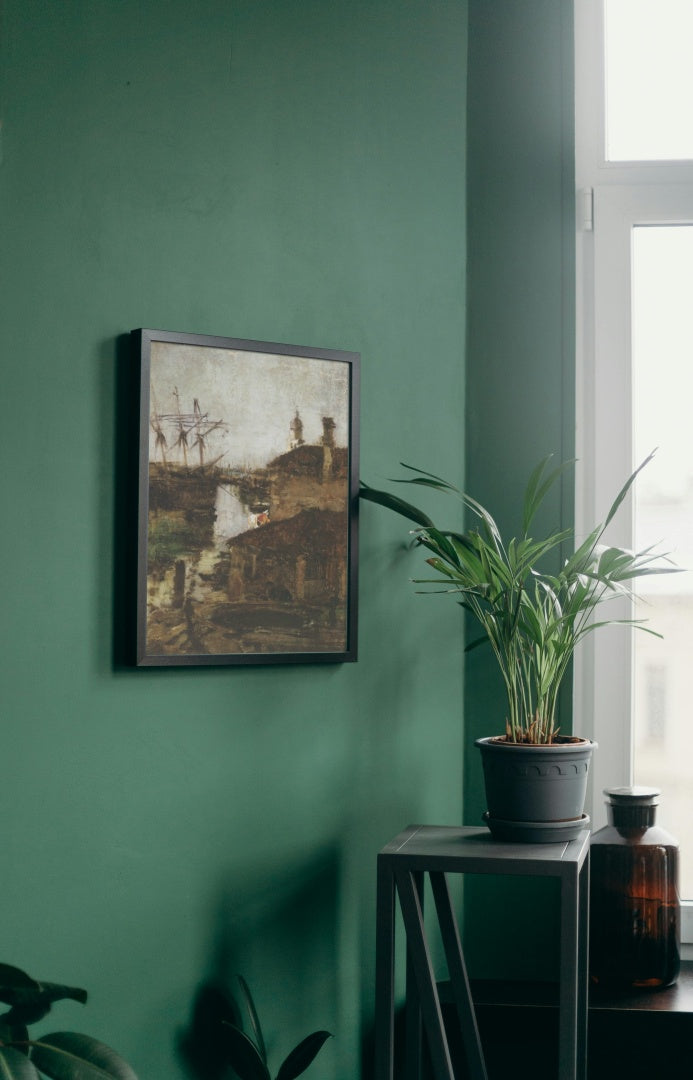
[632, 225, 693, 897]
[605, 0, 693, 161]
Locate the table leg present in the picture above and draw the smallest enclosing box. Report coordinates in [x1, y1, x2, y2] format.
[374, 854, 396, 1080]
[559, 870, 580, 1080]
[577, 853, 590, 1080]
[405, 871, 424, 1080]
[429, 872, 488, 1080]
[395, 868, 455, 1080]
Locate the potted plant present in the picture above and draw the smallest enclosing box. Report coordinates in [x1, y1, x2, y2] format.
[361, 452, 678, 841]
[0, 963, 136, 1080]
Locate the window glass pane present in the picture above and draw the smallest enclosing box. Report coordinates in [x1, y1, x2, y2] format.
[605, 0, 693, 161]
[632, 225, 693, 896]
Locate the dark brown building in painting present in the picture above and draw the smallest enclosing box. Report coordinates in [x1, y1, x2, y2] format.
[225, 415, 349, 614]
[226, 507, 347, 606]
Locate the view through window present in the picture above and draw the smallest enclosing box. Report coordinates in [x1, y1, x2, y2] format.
[605, 0, 693, 161]
[632, 226, 693, 898]
[576, 0, 693, 922]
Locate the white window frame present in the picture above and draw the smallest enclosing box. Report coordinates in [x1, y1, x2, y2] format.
[575, 0, 693, 946]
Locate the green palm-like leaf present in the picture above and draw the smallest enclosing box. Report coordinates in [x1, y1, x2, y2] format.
[447, 535, 486, 581]
[29, 1033, 137, 1080]
[424, 557, 458, 580]
[359, 483, 434, 528]
[561, 524, 603, 577]
[0, 1047, 42, 1080]
[394, 465, 506, 551]
[463, 635, 489, 653]
[397, 475, 456, 493]
[218, 1025, 270, 1080]
[422, 528, 462, 567]
[275, 1032, 332, 1080]
[234, 976, 266, 1065]
[460, 495, 504, 550]
[361, 452, 679, 742]
[521, 456, 574, 535]
[398, 462, 457, 486]
[603, 450, 656, 530]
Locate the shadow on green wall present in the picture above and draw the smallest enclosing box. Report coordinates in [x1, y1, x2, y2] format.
[178, 845, 340, 1080]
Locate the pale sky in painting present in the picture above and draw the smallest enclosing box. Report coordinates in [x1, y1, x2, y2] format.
[149, 342, 350, 468]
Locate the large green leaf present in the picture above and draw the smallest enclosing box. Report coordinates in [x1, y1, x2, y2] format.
[275, 1032, 332, 1080]
[0, 1047, 42, 1080]
[0, 968, 87, 1027]
[0, 1025, 29, 1052]
[218, 1026, 270, 1080]
[0, 968, 39, 993]
[29, 1033, 137, 1080]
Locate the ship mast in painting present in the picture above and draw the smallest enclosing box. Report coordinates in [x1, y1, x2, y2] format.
[150, 385, 227, 470]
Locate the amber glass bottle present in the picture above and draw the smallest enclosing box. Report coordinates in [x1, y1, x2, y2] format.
[589, 787, 680, 990]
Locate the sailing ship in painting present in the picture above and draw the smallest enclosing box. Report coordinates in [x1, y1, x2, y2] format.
[145, 388, 349, 657]
[149, 388, 227, 511]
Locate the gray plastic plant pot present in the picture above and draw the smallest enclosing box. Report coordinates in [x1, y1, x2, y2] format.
[475, 735, 597, 843]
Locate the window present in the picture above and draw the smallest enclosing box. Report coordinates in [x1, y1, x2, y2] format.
[641, 663, 667, 744]
[575, 0, 693, 944]
[604, 0, 693, 162]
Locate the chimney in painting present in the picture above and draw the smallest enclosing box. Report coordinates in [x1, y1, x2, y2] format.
[321, 416, 336, 447]
[321, 416, 336, 480]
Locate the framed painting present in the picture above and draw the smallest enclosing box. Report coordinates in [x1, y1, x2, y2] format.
[133, 328, 359, 665]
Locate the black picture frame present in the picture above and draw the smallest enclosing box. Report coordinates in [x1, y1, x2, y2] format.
[133, 328, 359, 666]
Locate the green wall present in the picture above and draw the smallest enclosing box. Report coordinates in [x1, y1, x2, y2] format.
[1, 0, 578, 1062]
[0, 3, 466, 1079]
[464, 0, 576, 978]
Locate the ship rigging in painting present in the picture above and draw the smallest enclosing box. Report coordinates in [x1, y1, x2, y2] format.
[135, 329, 359, 665]
[150, 386, 227, 469]
[148, 387, 228, 514]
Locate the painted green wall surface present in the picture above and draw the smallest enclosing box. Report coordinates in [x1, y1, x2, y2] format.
[464, 0, 576, 979]
[0, 2, 466, 1079]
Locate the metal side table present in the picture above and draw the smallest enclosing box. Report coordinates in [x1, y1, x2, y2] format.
[374, 825, 590, 1080]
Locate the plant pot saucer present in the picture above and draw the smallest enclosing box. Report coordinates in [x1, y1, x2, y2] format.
[482, 810, 590, 844]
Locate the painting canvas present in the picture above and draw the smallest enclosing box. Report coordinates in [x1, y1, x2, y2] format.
[134, 329, 359, 665]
